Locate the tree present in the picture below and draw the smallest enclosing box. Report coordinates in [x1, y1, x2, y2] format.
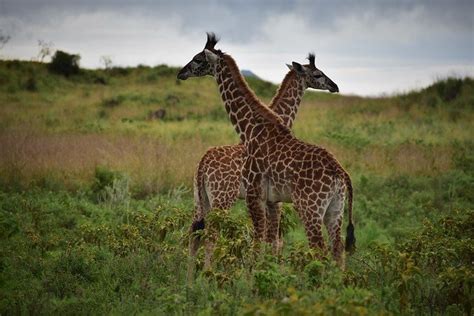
[0, 30, 11, 50]
[100, 55, 113, 70]
[37, 40, 54, 62]
[49, 50, 80, 77]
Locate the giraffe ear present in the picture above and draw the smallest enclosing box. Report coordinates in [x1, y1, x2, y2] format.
[291, 62, 305, 75]
[286, 63, 293, 70]
[204, 49, 218, 64]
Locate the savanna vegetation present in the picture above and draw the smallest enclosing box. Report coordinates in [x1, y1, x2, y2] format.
[0, 57, 472, 315]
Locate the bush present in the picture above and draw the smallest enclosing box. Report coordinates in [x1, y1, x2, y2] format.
[304, 260, 325, 286]
[90, 166, 130, 206]
[49, 50, 80, 77]
[430, 77, 464, 102]
[398, 77, 474, 110]
[154, 65, 177, 77]
[254, 261, 289, 297]
[109, 67, 131, 77]
[349, 210, 473, 314]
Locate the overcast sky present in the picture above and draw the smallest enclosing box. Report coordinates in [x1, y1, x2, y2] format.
[0, 0, 473, 95]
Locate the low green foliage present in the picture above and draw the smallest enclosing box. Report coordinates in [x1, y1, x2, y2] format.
[0, 180, 471, 314]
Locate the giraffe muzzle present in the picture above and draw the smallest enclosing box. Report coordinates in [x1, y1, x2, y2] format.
[328, 81, 339, 93]
[329, 85, 339, 93]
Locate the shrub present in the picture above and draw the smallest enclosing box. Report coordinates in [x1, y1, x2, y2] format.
[49, 50, 80, 77]
[398, 77, 474, 110]
[349, 211, 473, 314]
[254, 261, 289, 297]
[431, 77, 464, 102]
[400, 211, 473, 314]
[109, 67, 131, 77]
[279, 204, 298, 236]
[304, 260, 325, 286]
[206, 208, 253, 269]
[154, 64, 177, 77]
[90, 166, 130, 206]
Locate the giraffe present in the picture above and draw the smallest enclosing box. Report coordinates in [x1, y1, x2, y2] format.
[177, 33, 355, 269]
[181, 52, 339, 272]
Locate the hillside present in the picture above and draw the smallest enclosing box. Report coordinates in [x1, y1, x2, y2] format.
[0, 60, 473, 314]
[0, 60, 472, 193]
[241, 69, 260, 79]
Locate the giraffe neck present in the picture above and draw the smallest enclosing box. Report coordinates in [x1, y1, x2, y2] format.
[213, 54, 287, 145]
[269, 70, 306, 129]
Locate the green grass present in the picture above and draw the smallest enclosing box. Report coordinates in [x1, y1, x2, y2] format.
[0, 60, 473, 314]
[0, 174, 471, 314]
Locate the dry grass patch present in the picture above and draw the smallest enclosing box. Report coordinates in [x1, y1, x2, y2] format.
[0, 130, 208, 193]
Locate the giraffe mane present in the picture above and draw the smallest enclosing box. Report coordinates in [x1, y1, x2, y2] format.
[222, 54, 289, 130]
[269, 69, 297, 110]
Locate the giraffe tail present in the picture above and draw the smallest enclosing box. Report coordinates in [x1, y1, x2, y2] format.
[343, 172, 356, 254]
[188, 161, 209, 283]
[190, 160, 209, 241]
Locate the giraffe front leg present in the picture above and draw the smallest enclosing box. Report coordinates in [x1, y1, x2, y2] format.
[245, 185, 267, 249]
[242, 158, 267, 249]
[265, 201, 283, 255]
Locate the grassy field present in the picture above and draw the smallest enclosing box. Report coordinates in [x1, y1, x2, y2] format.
[0, 60, 473, 315]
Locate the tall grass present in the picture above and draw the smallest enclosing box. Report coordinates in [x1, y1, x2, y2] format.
[0, 130, 212, 195]
[0, 127, 458, 196]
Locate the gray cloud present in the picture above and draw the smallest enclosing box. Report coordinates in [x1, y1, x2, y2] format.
[2, 0, 472, 42]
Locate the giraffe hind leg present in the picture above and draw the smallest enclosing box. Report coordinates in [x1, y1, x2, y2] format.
[323, 189, 345, 268]
[293, 202, 328, 256]
[246, 184, 268, 248]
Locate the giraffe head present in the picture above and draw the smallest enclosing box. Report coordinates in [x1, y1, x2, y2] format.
[177, 32, 221, 80]
[287, 53, 339, 93]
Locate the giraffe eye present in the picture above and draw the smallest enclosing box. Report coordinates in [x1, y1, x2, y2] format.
[193, 55, 204, 63]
